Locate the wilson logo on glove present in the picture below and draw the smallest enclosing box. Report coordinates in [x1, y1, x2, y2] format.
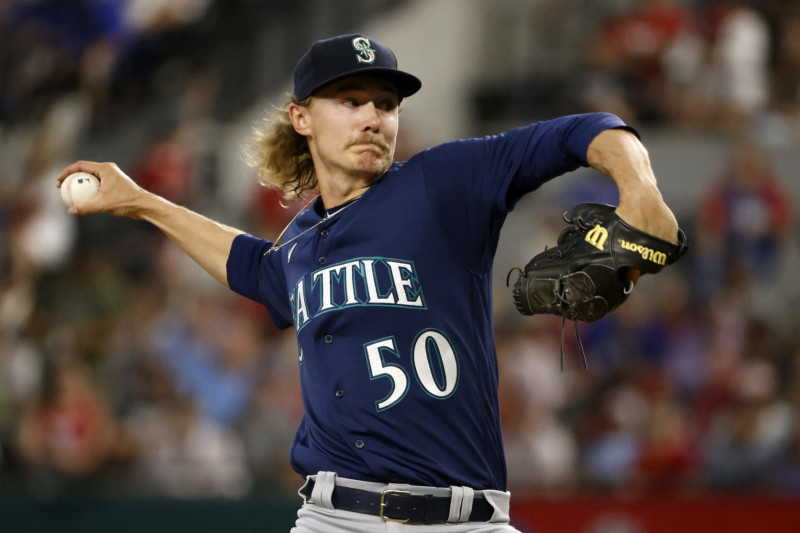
[617, 239, 668, 266]
[585, 225, 608, 250]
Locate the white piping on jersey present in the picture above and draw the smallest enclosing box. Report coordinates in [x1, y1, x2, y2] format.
[263, 194, 363, 256]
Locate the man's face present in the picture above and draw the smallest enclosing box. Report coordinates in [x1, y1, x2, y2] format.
[296, 75, 400, 182]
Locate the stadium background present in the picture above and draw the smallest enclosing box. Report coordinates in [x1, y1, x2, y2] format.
[2, 0, 800, 531]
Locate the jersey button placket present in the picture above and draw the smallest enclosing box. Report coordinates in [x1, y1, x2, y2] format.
[316, 217, 332, 263]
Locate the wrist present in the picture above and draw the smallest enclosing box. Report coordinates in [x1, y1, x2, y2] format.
[131, 190, 173, 221]
[615, 198, 679, 244]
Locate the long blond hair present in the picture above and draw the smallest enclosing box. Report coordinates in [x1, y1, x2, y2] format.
[243, 95, 316, 199]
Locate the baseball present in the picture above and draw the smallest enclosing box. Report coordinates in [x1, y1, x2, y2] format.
[61, 172, 100, 207]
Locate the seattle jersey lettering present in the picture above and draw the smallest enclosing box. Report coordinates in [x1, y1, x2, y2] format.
[289, 257, 427, 330]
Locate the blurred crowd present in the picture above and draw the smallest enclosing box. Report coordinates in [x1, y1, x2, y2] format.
[1, 0, 800, 503]
[577, 0, 800, 145]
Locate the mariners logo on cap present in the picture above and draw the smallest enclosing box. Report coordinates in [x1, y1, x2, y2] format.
[352, 37, 376, 64]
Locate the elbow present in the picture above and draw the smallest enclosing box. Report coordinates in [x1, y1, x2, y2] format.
[586, 128, 649, 176]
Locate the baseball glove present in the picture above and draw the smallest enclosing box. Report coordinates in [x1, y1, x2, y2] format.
[509, 202, 688, 368]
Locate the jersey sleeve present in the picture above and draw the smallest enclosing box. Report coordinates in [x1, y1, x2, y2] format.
[505, 113, 636, 205]
[418, 112, 634, 273]
[226, 233, 293, 329]
[425, 112, 633, 211]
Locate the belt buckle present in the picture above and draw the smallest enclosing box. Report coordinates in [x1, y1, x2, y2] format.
[379, 489, 411, 522]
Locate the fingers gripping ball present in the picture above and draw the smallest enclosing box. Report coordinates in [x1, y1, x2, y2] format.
[61, 172, 100, 207]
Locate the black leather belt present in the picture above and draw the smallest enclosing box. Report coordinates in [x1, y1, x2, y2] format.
[300, 479, 495, 524]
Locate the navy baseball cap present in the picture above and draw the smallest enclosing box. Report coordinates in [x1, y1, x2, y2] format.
[293, 34, 421, 101]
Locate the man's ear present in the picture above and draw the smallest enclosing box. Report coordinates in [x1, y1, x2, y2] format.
[289, 102, 311, 136]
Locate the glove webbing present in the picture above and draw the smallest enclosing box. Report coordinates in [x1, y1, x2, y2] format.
[537, 239, 590, 372]
[507, 265, 589, 372]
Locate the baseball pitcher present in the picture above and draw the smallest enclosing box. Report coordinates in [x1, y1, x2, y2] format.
[58, 34, 686, 532]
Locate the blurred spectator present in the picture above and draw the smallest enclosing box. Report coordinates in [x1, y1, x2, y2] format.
[149, 291, 262, 428]
[703, 397, 788, 490]
[499, 329, 579, 492]
[641, 273, 709, 397]
[660, 5, 708, 129]
[238, 332, 304, 496]
[0, 332, 43, 421]
[694, 136, 792, 300]
[122, 371, 253, 499]
[133, 125, 195, 206]
[705, 0, 771, 131]
[773, 400, 800, 494]
[757, 2, 800, 147]
[14, 357, 125, 496]
[579, 285, 663, 376]
[631, 377, 698, 494]
[176, 69, 224, 210]
[583, 0, 696, 123]
[123, 0, 212, 34]
[578, 382, 644, 490]
[108, 0, 214, 115]
[129, 68, 226, 210]
[581, 0, 775, 133]
[0, 0, 127, 125]
[702, 318, 793, 490]
[582, 272, 705, 378]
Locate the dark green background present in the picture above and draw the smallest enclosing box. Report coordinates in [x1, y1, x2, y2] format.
[1, 497, 299, 533]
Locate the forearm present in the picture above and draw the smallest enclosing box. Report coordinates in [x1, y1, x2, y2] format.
[586, 129, 679, 243]
[136, 193, 243, 286]
[57, 161, 243, 287]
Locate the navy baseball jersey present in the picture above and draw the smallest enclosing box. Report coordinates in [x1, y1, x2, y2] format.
[227, 112, 630, 491]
